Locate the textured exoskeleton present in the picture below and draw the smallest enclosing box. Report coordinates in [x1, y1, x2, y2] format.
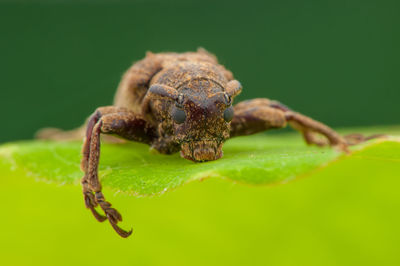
[38, 48, 375, 237]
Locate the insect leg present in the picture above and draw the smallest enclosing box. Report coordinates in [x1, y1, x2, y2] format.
[269, 100, 381, 150]
[229, 98, 288, 138]
[230, 98, 379, 151]
[81, 106, 156, 237]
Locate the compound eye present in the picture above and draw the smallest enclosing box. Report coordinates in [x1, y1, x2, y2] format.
[172, 106, 186, 124]
[223, 106, 234, 122]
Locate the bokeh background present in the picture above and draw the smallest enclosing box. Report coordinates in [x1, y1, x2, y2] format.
[1, 0, 399, 143]
[1, 2, 400, 266]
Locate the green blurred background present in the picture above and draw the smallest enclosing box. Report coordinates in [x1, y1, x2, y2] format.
[1, 0, 399, 143]
[1, 2, 400, 266]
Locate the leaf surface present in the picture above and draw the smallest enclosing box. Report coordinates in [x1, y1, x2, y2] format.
[0, 126, 400, 266]
[1, 126, 399, 196]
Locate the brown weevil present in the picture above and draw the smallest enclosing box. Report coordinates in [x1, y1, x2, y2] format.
[38, 48, 377, 237]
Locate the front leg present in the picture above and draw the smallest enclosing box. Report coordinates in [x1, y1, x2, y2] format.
[230, 98, 370, 151]
[81, 106, 156, 237]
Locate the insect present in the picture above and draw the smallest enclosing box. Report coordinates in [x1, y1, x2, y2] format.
[38, 48, 375, 237]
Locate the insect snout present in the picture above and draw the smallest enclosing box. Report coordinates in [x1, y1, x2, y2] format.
[180, 140, 223, 162]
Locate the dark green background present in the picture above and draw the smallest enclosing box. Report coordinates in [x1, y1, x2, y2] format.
[1, 0, 399, 143]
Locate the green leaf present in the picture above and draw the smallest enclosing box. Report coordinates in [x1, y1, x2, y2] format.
[0, 126, 399, 266]
[1, 126, 399, 196]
